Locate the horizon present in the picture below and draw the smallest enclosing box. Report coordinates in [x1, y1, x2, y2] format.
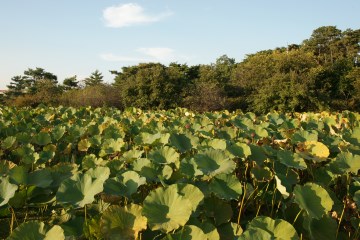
[1, 0, 360, 89]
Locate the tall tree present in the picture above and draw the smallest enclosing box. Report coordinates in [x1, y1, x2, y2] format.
[63, 76, 79, 90]
[6, 75, 31, 98]
[23, 67, 58, 94]
[84, 70, 104, 86]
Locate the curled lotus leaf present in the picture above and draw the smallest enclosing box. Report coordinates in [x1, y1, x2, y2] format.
[0, 176, 18, 207]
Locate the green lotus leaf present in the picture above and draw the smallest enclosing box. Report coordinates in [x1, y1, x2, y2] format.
[132, 158, 159, 181]
[15, 144, 39, 164]
[104, 171, 146, 198]
[78, 138, 91, 152]
[50, 163, 78, 188]
[227, 142, 251, 158]
[209, 174, 242, 200]
[239, 216, 299, 240]
[305, 214, 337, 240]
[203, 196, 233, 226]
[163, 225, 207, 240]
[162, 165, 173, 180]
[249, 145, 267, 165]
[277, 150, 307, 170]
[82, 154, 104, 170]
[1, 136, 16, 150]
[33, 132, 52, 146]
[28, 169, 53, 188]
[300, 141, 329, 163]
[238, 227, 273, 240]
[217, 222, 242, 240]
[134, 132, 161, 145]
[0, 176, 18, 207]
[329, 152, 360, 174]
[56, 167, 110, 207]
[206, 138, 227, 150]
[293, 183, 333, 219]
[250, 165, 273, 182]
[169, 133, 193, 153]
[100, 204, 147, 240]
[195, 222, 220, 240]
[180, 157, 203, 178]
[52, 126, 66, 141]
[193, 149, 236, 178]
[7, 221, 65, 240]
[251, 125, 268, 138]
[99, 138, 125, 157]
[142, 184, 193, 232]
[176, 183, 204, 212]
[148, 146, 180, 165]
[344, 127, 360, 146]
[9, 166, 28, 185]
[291, 130, 318, 143]
[122, 149, 144, 162]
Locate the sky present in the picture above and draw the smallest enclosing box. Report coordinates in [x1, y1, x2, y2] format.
[1, 0, 360, 89]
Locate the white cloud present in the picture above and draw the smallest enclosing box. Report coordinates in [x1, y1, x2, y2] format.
[100, 53, 149, 62]
[103, 3, 173, 28]
[100, 47, 193, 63]
[136, 47, 174, 60]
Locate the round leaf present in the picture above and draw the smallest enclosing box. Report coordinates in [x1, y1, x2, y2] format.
[142, 184, 193, 232]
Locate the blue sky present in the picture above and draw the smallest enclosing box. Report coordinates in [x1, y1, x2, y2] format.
[1, 0, 359, 89]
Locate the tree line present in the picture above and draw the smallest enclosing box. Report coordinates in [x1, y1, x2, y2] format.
[1, 26, 360, 113]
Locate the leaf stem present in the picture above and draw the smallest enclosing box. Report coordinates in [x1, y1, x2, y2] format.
[293, 209, 303, 225]
[237, 183, 247, 230]
[336, 202, 346, 239]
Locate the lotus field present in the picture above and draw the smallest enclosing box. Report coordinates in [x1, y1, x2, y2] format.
[1, 106, 360, 239]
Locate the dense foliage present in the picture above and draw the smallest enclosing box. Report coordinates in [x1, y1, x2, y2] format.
[1, 106, 360, 239]
[2, 26, 360, 113]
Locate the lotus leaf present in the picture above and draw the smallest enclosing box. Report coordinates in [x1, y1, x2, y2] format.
[104, 171, 146, 198]
[169, 133, 193, 153]
[239, 216, 299, 240]
[330, 152, 360, 174]
[277, 150, 307, 170]
[78, 138, 91, 152]
[142, 184, 193, 232]
[304, 214, 337, 240]
[226, 143, 251, 158]
[7, 221, 65, 240]
[100, 204, 147, 240]
[33, 132, 52, 146]
[148, 146, 180, 165]
[163, 225, 207, 240]
[193, 149, 236, 178]
[56, 167, 110, 207]
[0, 176, 18, 206]
[203, 196, 233, 226]
[1, 136, 16, 150]
[176, 183, 204, 212]
[209, 174, 242, 200]
[293, 183, 333, 219]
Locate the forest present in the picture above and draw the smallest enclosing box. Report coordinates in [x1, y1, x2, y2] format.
[1, 26, 360, 113]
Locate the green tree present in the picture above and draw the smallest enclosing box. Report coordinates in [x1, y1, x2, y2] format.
[6, 75, 31, 98]
[23, 67, 58, 94]
[114, 63, 188, 109]
[84, 70, 104, 86]
[63, 76, 79, 90]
